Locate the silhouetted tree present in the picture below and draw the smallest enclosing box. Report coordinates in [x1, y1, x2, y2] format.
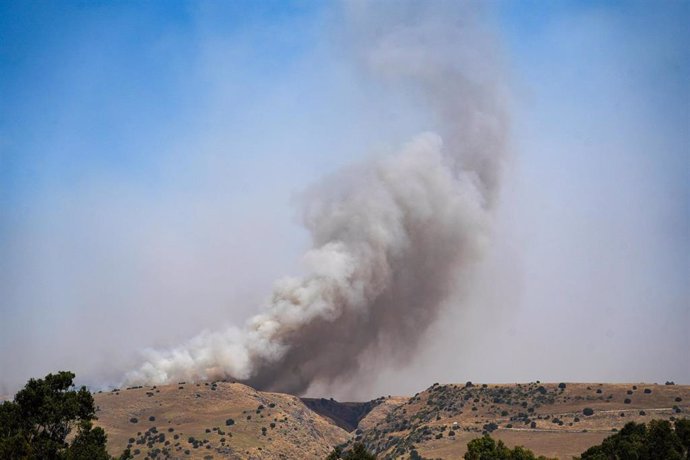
[0, 371, 130, 460]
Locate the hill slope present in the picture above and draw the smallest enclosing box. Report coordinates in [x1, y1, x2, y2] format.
[301, 397, 386, 432]
[352, 382, 689, 459]
[94, 381, 348, 459]
[94, 381, 689, 459]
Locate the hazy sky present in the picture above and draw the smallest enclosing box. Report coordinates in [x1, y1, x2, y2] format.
[1, 1, 688, 398]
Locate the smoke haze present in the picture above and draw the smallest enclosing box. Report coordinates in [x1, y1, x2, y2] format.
[127, 2, 509, 394]
[1, 1, 687, 399]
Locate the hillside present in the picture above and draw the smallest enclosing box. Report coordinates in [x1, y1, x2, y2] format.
[93, 381, 348, 459]
[352, 382, 689, 459]
[94, 381, 689, 459]
[301, 397, 386, 432]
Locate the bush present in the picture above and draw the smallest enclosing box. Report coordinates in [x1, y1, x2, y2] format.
[583, 408, 594, 416]
[644, 388, 652, 394]
[148, 416, 155, 422]
[558, 383, 566, 389]
[130, 417, 138, 423]
[483, 422, 498, 433]
[580, 419, 689, 459]
[225, 418, 235, 426]
[624, 398, 632, 404]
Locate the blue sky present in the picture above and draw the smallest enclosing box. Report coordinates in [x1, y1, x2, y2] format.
[1, 1, 688, 396]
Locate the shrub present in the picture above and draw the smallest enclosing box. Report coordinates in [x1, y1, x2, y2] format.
[644, 388, 652, 394]
[624, 398, 631, 404]
[130, 417, 138, 423]
[148, 416, 155, 422]
[558, 383, 566, 389]
[580, 419, 689, 459]
[676, 397, 683, 402]
[583, 408, 594, 416]
[225, 418, 235, 426]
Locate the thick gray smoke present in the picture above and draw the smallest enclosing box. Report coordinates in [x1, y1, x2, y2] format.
[126, 2, 508, 395]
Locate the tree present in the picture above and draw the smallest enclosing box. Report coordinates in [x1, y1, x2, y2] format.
[580, 419, 688, 460]
[465, 435, 555, 460]
[0, 371, 127, 460]
[326, 442, 376, 459]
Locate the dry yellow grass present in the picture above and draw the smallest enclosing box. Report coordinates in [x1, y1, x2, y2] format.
[94, 381, 348, 459]
[354, 382, 689, 460]
[94, 381, 688, 459]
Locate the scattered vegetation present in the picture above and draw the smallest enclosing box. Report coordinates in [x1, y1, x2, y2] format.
[326, 442, 377, 459]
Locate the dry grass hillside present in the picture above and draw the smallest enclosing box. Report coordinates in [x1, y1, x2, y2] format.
[93, 381, 348, 460]
[353, 382, 689, 459]
[94, 381, 689, 460]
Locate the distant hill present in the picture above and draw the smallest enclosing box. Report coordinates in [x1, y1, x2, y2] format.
[93, 381, 689, 459]
[301, 397, 385, 432]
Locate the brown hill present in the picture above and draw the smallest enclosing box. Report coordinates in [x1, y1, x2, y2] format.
[94, 381, 689, 459]
[352, 382, 689, 459]
[93, 381, 348, 459]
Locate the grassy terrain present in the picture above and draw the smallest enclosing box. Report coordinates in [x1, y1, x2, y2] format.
[94, 381, 348, 459]
[353, 382, 689, 459]
[94, 381, 688, 459]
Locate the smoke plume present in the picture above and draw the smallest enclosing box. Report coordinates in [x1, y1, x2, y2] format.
[126, 2, 509, 395]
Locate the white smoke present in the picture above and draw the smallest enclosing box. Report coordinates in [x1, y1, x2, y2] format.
[126, 1, 509, 394]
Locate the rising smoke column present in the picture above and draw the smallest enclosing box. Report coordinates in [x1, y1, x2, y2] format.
[127, 2, 509, 395]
